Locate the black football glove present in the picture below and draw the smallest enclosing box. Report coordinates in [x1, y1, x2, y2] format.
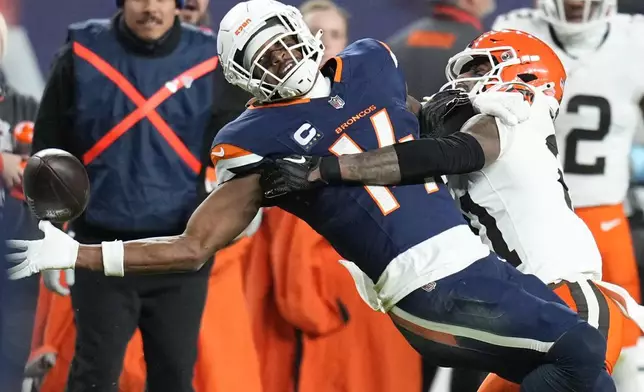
[418, 89, 476, 138]
[261, 155, 325, 199]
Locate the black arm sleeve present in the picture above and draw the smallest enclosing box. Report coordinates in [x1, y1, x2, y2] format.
[32, 44, 75, 155]
[393, 132, 485, 184]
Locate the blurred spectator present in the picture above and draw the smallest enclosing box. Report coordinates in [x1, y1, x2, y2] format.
[179, 0, 211, 28]
[387, 0, 495, 99]
[628, 153, 644, 306]
[27, 0, 254, 389]
[29, 0, 236, 390]
[0, 10, 41, 391]
[605, 0, 644, 344]
[1, 16, 45, 99]
[300, 0, 349, 64]
[619, 0, 644, 14]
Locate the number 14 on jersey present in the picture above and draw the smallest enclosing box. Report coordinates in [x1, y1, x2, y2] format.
[328, 108, 438, 215]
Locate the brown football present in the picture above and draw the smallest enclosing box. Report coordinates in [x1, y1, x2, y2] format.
[22, 149, 90, 223]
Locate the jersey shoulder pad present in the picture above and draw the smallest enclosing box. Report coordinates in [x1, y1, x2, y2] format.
[211, 111, 273, 184]
[337, 38, 398, 78]
[211, 108, 304, 185]
[492, 8, 542, 31]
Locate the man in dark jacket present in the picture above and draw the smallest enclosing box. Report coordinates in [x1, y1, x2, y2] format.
[0, 81, 40, 392]
[387, 0, 495, 99]
[0, 11, 41, 385]
[31, 0, 246, 390]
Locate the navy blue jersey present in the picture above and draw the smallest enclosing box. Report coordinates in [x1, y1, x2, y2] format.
[212, 39, 489, 295]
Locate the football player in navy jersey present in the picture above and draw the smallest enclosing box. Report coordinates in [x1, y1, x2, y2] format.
[7, 1, 613, 391]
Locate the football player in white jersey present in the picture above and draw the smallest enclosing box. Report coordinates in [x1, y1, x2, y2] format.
[262, 29, 644, 391]
[492, 2, 644, 390]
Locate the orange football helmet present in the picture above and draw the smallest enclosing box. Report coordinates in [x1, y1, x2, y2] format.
[442, 29, 567, 103]
[13, 121, 34, 145]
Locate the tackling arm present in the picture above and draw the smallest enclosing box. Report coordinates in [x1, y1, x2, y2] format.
[309, 114, 500, 186]
[75, 174, 263, 273]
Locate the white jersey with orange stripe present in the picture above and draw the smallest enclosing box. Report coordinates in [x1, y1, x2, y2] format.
[492, 10, 644, 208]
[449, 90, 602, 285]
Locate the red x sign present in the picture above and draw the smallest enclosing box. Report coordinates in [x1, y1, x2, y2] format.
[73, 42, 218, 174]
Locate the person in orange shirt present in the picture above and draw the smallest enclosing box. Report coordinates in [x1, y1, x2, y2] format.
[25, 230, 262, 392]
[245, 207, 422, 392]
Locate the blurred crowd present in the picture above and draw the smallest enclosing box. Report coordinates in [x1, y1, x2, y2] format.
[1, 1, 644, 392]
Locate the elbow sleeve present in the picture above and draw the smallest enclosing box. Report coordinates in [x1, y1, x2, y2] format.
[393, 133, 485, 184]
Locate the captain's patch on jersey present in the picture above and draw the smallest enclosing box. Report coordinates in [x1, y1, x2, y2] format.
[291, 123, 323, 152]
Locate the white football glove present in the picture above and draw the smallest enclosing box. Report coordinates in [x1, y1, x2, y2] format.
[42, 269, 75, 296]
[471, 91, 532, 126]
[6, 221, 79, 280]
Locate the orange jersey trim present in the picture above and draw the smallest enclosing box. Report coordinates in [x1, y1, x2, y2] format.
[73, 42, 219, 174]
[377, 40, 393, 53]
[210, 143, 254, 166]
[205, 166, 217, 183]
[333, 56, 344, 83]
[248, 98, 311, 109]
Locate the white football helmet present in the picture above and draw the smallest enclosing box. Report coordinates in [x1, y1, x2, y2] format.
[217, 0, 325, 102]
[537, 0, 616, 34]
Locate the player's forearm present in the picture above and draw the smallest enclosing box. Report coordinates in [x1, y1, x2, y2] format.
[461, 114, 500, 166]
[74, 175, 263, 275]
[335, 146, 402, 185]
[323, 133, 486, 186]
[75, 234, 208, 273]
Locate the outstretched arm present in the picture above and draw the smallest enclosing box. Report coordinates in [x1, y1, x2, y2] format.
[76, 174, 262, 273]
[7, 174, 263, 279]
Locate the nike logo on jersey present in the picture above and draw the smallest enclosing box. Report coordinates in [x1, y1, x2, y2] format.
[283, 156, 307, 164]
[600, 218, 622, 232]
[211, 147, 225, 157]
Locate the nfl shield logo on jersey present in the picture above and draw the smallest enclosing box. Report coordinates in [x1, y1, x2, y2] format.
[328, 95, 345, 109]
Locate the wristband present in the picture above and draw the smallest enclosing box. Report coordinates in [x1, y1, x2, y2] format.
[102, 240, 125, 277]
[318, 156, 342, 184]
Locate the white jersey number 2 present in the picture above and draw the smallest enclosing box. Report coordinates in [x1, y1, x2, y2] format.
[562, 95, 611, 175]
[329, 108, 438, 216]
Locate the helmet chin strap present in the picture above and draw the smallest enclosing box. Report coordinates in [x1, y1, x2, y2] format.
[304, 72, 331, 99]
[276, 58, 320, 98]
